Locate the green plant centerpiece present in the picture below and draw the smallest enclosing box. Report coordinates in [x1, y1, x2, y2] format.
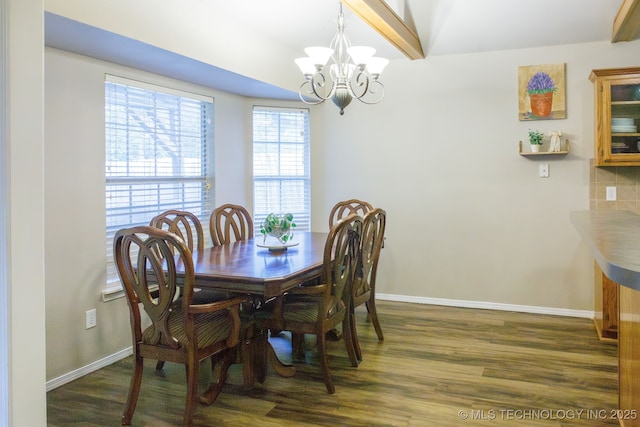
[528, 129, 544, 145]
[260, 213, 297, 245]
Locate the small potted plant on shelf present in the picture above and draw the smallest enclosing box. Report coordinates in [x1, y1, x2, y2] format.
[528, 129, 544, 153]
[260, 213, 296, 245]
[527, 71, 556, 118]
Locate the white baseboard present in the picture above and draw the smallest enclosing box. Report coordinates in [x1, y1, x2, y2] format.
[46, 346, 132, 392]
[376, 293, 595, 319]
[46, 296, 594, 392]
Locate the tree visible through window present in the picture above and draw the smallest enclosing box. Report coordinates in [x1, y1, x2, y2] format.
[252, 106, 310, 233]
[105, 76, 213, 286]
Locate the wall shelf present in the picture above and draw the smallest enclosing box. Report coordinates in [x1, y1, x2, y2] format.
[518, 140, 569, 157]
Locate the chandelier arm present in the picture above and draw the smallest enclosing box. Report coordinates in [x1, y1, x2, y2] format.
[310, 73, 335, 101]
[348, 70, 370, 100]
[352, 80, 385, 105]
[298, 75, 336, 105]
[298, 84, 324, 105]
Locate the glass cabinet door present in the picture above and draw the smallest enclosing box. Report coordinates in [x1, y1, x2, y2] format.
[607, 80, 640, 161]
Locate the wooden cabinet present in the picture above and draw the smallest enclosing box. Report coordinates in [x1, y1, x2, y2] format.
[619, 284, 640, 426]
[590, 67, 640, 166]
[594, 261, 618, 340]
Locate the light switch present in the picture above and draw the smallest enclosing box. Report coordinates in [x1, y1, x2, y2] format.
[606, 186, 617, 201]
[538, 163, 549, 178]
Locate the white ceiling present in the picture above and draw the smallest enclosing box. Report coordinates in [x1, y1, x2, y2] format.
[45, 0, 624, 99]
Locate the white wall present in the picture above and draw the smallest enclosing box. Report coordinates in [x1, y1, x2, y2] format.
[7, 0, 47, 425]
[314, 40, 640, 311]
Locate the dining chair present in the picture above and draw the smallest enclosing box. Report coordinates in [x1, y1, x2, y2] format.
[323, 199, 374, 341]
[149, 209, 204, 253]
[255, 214, 363, 394]
[209, 203, 261, 387]
[114, 226, 247, 427]
[346, 208, 387, 362]
[328, 198, 373, 227]
[149, 209, 229, 371]
[209, 203, 254, 246]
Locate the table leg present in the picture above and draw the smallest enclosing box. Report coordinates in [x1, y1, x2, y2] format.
[254, 327, 295, 382]
[240, 335, 255, 389]
[266, 340, 295, 377]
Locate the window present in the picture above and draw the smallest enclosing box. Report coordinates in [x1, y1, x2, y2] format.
[105, 75, 213, 287]
[252, 106, 310, 233]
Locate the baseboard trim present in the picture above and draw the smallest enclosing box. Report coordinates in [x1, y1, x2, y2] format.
[46, 346, 132, 391]
[46, 296, 594, 391]
[376, 293, 594, 319]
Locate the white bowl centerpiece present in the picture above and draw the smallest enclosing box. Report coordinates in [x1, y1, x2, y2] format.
[260, 213, 297, 245]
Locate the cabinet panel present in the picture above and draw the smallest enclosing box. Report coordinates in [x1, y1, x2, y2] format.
[619, 284, 640, 426]
[594, 261, 618, 340]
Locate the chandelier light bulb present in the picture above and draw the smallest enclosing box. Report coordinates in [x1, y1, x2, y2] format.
[365, 57, 390, 79]
[295, 57, 316, 78]
[304, 47, 334, 68]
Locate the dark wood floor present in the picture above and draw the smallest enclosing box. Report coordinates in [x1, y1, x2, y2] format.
[47, 300, 618, 426]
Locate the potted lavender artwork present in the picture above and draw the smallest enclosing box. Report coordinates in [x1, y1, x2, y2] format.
[527, 72, 557, 118]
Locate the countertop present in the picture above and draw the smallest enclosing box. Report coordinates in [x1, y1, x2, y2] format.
[571, 210, 640, 291]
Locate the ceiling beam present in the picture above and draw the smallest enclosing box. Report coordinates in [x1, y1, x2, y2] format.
[340, 0, 425, 60]
[612, 0, 640, 42]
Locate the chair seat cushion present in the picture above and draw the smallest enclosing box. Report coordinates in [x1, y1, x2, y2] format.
[142, 306, 232, 349]
[256, 295, 345, 323]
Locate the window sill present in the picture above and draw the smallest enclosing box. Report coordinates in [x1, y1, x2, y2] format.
[102, 284, 124, 302]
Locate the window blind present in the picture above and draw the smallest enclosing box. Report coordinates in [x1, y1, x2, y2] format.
[105, 76, 214, 287]
[252, 106, 310, 233]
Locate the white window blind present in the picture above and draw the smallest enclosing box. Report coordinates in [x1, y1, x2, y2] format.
[105, 75, 214, 287]
[252, 106, 310, 232]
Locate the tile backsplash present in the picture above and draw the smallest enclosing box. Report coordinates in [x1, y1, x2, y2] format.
[590, 160, 640, 212]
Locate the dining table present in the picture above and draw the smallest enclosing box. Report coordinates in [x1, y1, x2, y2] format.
[181, 231, 329, 389]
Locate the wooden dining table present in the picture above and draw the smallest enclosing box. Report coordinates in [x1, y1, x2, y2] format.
[190, 231, 328, 299]
[181, 231, 329, 388]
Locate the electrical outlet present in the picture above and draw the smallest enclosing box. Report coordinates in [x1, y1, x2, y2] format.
[538, 163, 549, 178]
[606, 186, 617, 201]
[86, 309, 97, 329]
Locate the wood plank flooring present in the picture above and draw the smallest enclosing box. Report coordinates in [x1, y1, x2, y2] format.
[47, 301, 618, 426]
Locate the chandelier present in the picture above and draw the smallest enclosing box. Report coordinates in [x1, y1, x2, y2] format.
[294, 3, 389, 115]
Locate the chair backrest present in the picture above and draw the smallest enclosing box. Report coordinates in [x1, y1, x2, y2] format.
[329, 199, 373, 228]
[149, 209, 204, 253]
[209, 204, 254, 246]
[323, 214, 363, 307]
[113, 226, 195, 348]
[355, 208, 386, 299]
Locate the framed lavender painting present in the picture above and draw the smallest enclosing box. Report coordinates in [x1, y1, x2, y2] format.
[518, 63, 566, 121]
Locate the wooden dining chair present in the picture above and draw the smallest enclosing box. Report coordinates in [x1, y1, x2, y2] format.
[209, 203, 254, 246]
[256, 214, 363, 394]
[149, 209, 229, 371]
[114, 226, 247, 427]
[209, 204, 261, 387]
[346, 208, 387, 362]
[149, 209, 204, 253]
[328, 198, 373, 227]
[323, 199, 374, 341]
